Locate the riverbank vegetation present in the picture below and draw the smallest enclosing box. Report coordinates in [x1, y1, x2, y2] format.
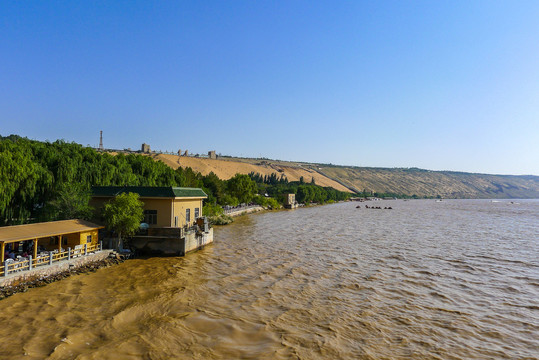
[102, 193, 144, 241]
[248, 172, 350, 205]
[0, 135, 352, 225]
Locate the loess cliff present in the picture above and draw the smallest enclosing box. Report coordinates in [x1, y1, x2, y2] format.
[153, 153, 539, 199]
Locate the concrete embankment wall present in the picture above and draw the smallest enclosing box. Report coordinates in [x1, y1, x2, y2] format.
[130, 232, 184, 255]
[225, 206, 264, 217]
[0, 250, 113, 287]
[130, 228, 214, 256]
[185, 228, 213, 254]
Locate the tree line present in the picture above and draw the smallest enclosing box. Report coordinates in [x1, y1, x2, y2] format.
[0, 135, 351, 225]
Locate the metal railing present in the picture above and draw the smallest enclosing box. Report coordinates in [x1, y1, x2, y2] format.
[1, 242, 102, 277]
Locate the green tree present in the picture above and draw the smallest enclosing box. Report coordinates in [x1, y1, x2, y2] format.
[0, 138, 52, 225]
[44, 183, 94, 221]
[203, 172, 225, 204]
[221, 194, 239, 207]
[102, 193, 144, 242]
[227, 174, 257, 204]
[203, 202, 224, 216]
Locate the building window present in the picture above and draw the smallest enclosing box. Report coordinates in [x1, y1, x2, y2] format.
[144, 210, 158, 225]
[186, 208, 191, 223]
[87, 235, 92, 243]
[195, 207, 200, 219]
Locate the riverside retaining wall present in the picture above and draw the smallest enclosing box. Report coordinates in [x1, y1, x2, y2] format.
[185, 227, 213, 254]
[0, 250, 113, 287]
[225, 205, 264, 217]
[130, 228, 214, 256]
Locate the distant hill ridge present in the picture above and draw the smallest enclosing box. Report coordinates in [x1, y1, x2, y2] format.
[2, 134, 536, 199]
[319, 166, 539, 199]
[155, 153, 539, 199]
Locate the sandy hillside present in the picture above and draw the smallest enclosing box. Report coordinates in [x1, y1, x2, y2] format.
[320, 166, 539, 198]
[153, 154, 351, 192]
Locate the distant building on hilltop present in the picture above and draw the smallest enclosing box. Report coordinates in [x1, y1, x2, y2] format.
[208, 150, 217, 159]
[141, 143, 151, 153]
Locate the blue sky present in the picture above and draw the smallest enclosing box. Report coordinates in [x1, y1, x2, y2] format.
[1, 1, 538, 175]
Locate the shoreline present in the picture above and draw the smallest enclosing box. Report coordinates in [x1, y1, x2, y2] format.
[225, 205, 265, 217]
[1, 201, 345, 294]
[212, 201, 349, 226]
[0, 255, 125, 300]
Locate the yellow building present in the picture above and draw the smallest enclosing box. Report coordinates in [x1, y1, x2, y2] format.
[0, 219, 103, 263]
[91, 186, 207, 228]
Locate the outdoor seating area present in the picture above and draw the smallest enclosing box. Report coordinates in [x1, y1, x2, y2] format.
[1, 243, 102, 276]
[0, 219, 104, 277]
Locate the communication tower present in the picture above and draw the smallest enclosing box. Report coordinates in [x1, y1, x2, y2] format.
[99, 131, 104, 151]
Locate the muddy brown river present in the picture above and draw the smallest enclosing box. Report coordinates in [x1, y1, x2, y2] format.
[0, 200, 537, 359]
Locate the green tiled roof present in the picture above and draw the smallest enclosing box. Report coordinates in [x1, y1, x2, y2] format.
[92, 186, 207, 198]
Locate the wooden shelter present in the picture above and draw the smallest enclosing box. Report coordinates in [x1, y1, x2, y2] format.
[0, 219, 104, 262]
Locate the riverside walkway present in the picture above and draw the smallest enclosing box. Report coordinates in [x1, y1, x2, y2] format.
[0, 244, 111, 287]
[223, 204, 264, 217]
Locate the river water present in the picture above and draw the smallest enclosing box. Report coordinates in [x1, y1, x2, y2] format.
[0, 200, 537, 359]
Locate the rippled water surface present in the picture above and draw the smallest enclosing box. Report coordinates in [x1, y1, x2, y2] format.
[0, 199, 538, 359]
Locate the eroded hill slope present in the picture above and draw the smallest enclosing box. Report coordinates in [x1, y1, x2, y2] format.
[152, 153, 539, 198]
[319, 166, 539, 198]
[153, 154, 352, 192]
